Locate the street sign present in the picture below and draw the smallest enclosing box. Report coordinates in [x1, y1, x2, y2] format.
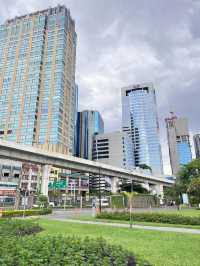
[48, 180, 68, 189]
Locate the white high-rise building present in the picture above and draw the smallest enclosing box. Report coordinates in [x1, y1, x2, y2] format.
[92, 131, 135, 169]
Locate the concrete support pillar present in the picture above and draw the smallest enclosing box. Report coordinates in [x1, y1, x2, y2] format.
[111, 177, 118, 193]
[78, 177, 81, 195]
[156, 184, 164, 198]
[41, 165, 51, 196]
[150, 184, 164, 198]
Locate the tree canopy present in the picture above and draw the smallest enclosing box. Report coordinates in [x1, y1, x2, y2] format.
[164, 158, 200, 206]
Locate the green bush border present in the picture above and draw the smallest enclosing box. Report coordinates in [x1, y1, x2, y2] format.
[2, 208, 52, 218]
[97, 211, 200, 225]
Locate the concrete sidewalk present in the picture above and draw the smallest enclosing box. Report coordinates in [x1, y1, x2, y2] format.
[45, 216, 200, 235]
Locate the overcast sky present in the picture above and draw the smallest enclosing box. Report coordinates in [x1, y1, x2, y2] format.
[0, 0, 199, 174]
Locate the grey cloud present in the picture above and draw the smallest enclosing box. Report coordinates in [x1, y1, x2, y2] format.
[0, 0, 199, 174]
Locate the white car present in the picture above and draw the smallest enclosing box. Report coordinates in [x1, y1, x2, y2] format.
[96, 198, 109, 207]
[49, 202, 55, 207]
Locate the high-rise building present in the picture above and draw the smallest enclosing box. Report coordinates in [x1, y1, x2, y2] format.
[91, 131, 134, 193]
[0, 5, 77, 154]
[92, 131, 135, 169]
[121, 82, 163, 175]
[165, 113, 192, 175]
[193, 134, 200, 158]
[76, 110, 104, 160]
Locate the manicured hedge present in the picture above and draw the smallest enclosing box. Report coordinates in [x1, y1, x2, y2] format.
[0, 235, 150, 266]
[97, 211, 200, 225]
[0, 219, 43, 236]
[2, 208, 52, 218]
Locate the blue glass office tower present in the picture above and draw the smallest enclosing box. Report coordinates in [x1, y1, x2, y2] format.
[165, 114, 192, 175]
[0, 5, 77, 154]
[76, 110, 104, 160]
[122, 83, 163, 175]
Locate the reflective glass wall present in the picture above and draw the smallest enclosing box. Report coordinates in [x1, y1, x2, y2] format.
[76, 110, 104, 160]
[122, 83, 163, 175]
[0, 6, 77, 154]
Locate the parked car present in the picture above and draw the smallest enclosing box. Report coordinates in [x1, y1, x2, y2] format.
[96, 198, 109, 207]
[49, 202, 55, 207]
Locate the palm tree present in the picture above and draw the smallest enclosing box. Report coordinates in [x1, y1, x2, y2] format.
[124, 191, 138, 228]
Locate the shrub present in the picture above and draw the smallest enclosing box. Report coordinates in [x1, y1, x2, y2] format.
[0, 219, 43, 237]
[111, 195, 125, 209]
[0, 235, 150, 266]
[2, 208, 52, 218]
[97, 211, 200, 225]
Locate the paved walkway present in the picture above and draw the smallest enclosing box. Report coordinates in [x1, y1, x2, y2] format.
[45, 214, 200, 235]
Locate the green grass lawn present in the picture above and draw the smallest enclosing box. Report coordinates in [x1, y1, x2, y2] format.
[71, 214, 200, 229]
[38, 218, 200, 266]
[66, 208, 200, 229]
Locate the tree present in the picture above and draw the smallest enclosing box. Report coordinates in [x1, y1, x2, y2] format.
[124, 191, 138, 228]
[165, 158, 200, 207]
[37, 195, 48, 208]
[120, 181, 149, 194]
[138, 164, 152, 173]
[179, 158, 200, 184]
[187, 177, 200, 206]
[48, 190, 62, 205]
[164, 183, 184, 208]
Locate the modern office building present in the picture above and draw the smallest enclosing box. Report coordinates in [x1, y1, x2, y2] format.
[91, 131, 134, 193]
[76, 110, 104, 160]
[92, 131, 135, 169]
[193, 134, 200, 158]
[165, 113, 192, 175]
[0, 5, 77, 154]
[121, 82, 163, 175]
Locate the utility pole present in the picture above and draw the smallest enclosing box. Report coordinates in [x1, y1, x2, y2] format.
[130, 178, 133, 228]
[23, 189, 27, 218]
[98, 168, 102, 213]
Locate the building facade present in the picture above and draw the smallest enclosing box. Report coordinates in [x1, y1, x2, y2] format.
[121, 82, 163, 175]
[20, 163, 40, 193]
[91, 131, 135, 193]
[92, 131, 135, 169]
[0, 159, 22, 207]
[0, 5, 77, 154]
[76, 110, 104, 160]
[193, 134, 200, 158]
[165, 113, 192, 175]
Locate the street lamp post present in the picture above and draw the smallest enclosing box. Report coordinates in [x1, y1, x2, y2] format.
[98, 168, 102, 213]
[23, 189, 28, 218]
[130, 179, 133, 228]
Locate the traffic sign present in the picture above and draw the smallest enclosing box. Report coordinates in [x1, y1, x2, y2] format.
[48, 180, 68, 189]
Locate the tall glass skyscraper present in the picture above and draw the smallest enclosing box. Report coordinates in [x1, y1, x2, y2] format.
[122, 82, 163, 175]
[165, 113, 192, 175]
[76, 110, 104, 160]
[0, 5, 77, 154]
